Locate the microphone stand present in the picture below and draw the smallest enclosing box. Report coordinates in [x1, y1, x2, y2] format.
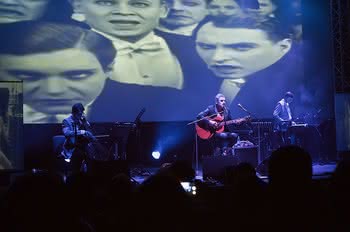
[237, 105, 262, 164]
[187, 111, 224, 177]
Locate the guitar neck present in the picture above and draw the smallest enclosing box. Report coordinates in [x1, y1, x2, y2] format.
[219, 119, 242, 126]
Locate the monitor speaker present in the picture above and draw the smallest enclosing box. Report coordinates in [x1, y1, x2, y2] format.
[202, 146, 259, 180]
[202, 155, 238, 180]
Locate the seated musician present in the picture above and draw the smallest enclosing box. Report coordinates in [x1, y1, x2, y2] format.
[62, 103, 94, 174]
[272, 91, 296, 148]
[196, 93, 239, 156]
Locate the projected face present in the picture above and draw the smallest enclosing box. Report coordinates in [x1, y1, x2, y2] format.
[0, 49, 107, 114]
[208, 0, 241, 19]
[256, 0, 276, 16]
[161, 0, 207, 27]
[196, 23, 291, 79]
[73, 0, 167, 41]
[0, 0, 50, 24]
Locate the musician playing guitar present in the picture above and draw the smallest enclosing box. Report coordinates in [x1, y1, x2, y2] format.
[62, 103, 95, 174]
[196, 93, 248, 156]
[272, 91, 296, 148]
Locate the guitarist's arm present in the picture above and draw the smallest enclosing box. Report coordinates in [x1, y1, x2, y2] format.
[197, 107, 216, 128]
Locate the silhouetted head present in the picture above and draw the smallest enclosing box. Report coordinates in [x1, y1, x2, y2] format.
[268, 145, 312, 186]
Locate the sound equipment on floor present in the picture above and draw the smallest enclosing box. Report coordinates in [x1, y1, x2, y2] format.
[202, 145, 258, 181]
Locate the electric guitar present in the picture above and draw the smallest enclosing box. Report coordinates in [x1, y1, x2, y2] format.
[196, 115, 251, 139]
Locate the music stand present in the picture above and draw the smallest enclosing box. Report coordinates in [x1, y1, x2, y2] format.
[110, 122, 135, 160]
[110, 108, 145, 161]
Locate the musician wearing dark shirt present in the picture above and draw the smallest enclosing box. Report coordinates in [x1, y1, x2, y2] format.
[197, 93, 238, 155]
[62, 103, 94, 174]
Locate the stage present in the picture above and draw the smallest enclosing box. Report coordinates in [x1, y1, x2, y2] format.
[130, 162, 337, 185]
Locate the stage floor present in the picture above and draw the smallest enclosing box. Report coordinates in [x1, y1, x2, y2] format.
[130, 162, 337, 184]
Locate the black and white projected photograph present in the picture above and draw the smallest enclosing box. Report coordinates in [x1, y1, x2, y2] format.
[1, 1, 350, 231]
[0, 0, 330, 124]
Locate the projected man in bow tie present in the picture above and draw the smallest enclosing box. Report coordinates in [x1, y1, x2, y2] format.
[70, 0, 184, 89]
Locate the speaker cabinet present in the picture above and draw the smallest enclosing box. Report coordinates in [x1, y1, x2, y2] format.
[202, 146, 259, 180]
[202, 155, 237, 180]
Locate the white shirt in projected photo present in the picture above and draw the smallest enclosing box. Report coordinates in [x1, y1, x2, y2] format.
[93, 30, 184, 90]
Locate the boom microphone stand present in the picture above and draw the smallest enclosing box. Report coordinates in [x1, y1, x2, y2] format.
[237, 104, 262, 164]
[187, 111, 224, 176]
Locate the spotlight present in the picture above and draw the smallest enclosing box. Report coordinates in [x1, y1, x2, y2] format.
[152, 151, 161, 159]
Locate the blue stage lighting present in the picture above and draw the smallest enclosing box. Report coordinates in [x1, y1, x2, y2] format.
[152, 151, 161, 159]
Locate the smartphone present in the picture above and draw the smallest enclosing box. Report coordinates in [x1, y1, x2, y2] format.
[180, 182, 197, 195]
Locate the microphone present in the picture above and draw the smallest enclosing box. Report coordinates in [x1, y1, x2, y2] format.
[81, 115, 90, 127]
[237, 103, 248, 112]
[221, 103, 227, 112]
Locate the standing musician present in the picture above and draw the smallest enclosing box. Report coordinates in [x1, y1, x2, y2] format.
[196, 93, 239, 156]
[62, 103, 95, 174]
[272, 91, 296, 148]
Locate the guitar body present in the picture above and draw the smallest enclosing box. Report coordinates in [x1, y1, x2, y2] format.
[196, 114, 225, 139]
[196, 115, 250, 140]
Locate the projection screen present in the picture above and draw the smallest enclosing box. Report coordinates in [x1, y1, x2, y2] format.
[0, 0, 333, 124]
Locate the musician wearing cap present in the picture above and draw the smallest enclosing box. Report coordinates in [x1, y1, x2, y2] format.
[272, 91, 296, 148]
[196, 93, 248, 156]
[62, 103, 95, 174]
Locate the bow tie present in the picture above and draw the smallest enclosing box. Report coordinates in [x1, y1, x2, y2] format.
[117, 41, 163, 55]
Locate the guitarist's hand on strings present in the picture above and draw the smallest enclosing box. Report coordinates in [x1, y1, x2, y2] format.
[209, 120, 218, 129]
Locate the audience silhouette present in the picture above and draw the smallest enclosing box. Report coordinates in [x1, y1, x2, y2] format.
[0, 151, 347, 232]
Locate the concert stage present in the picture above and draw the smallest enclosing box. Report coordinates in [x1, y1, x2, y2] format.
[131, 162, 337, 185]
[21, 119, 338, 177]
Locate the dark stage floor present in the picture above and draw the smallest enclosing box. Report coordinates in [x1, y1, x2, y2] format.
[130, 162, 337, 184]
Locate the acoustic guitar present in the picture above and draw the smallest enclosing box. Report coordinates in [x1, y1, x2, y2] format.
[196, 115, 250, 139]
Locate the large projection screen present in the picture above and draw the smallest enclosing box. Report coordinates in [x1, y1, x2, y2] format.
[0, 0, 333, 124]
